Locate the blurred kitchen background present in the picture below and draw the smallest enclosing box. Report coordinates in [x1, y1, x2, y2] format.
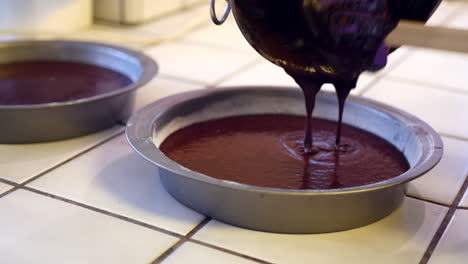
[0, 0, 212, 46]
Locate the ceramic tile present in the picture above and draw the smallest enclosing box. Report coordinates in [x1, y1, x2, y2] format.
[145, 41, 258, 84]
[356, 0, 464, 91]
[218, 60, 296, 88]
[346, 47, 412, 86]
[428, 209, 468, 264]
[460, 190, 468, 208]
[162, 242, 259, 264]
[383, 1, 468, 93]
[219, 60, 375, 95]
[193, 198, 447, 264]
[0, 126, 122, 183]
[0, 182, 13, 194]
[0, 190, 177, 264]
[425, 0, 463, 26]
[29, 134, 205, 235]
[136, 5, 210, 39]
[183, 0, 205, 8]
[0, 32, 59, 42]
[60, 24, 155, 50]
[184, 16, 254, 53]
[363, 79, 468, 139]
[407, 137, 468, 205]
[392, 2, 468, 92]
[386, 48, 468, 94]
[367, 45, 414, 74]
[447, 2, 468, 30]
[134, 75, 205, 111]
[0, 34, 24, 42]
[95, 0, 186, 24]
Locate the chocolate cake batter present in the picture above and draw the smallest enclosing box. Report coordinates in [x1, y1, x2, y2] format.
[0, 61, 132, 105]
[164, 1, 438, 189]
[160, 115, 409, 190]
[230, 0, 440, 151]
[159, 1, 439, 188]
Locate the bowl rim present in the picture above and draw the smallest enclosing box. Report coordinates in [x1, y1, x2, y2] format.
[0, 40, 157, 110]
[126, 86, 444, 196]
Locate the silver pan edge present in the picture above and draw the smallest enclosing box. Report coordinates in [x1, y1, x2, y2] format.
[0, 40, 157, 143]
[126, 87, 443, 234]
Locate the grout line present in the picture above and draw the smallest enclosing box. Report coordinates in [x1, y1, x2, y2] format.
[20, 130, 125, 187]
[419, 173, 468, 263]
[0, 187, 19, 199]
[21, 185, 184, 239]
[157, 73, 210, 87]
[109, 0, 205, 27]
[189, 239, 277, 264]
[438, 132, 468, 142]
[151, 217, 212, 263]
[185, 217, 212, 238]
[0, 178, 20, 198]
[118, 0, 126, 24]
[0, 129, 124, 200]
[0, 129, 124, 199]
[419, 212, 455, 264]
[124, 3, 207, 28]
[181, 38, 254, 54]
[0, 178, 19, 186]
[157, 73, 211, 87]
[406, 194, 451, 208]
[358, 49, 416, 96]
[355, 74, 385, 96]
[364, 3, 468, 99]
[137, 8, 206, 29]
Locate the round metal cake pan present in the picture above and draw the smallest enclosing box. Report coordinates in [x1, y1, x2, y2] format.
[126, 87, 443, 234]
[0, 40, 157, 144]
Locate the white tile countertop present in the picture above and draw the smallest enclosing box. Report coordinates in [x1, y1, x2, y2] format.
[1, 2, 468, 264]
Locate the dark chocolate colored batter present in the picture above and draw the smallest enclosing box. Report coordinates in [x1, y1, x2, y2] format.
[230, 0, 440, 151]
[160, 115, 409, 190]
[0, 61, 132, 105]
[161, 1, 435, 189]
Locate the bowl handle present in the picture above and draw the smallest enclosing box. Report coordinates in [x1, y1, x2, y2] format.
[210, 0, 231, 25]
